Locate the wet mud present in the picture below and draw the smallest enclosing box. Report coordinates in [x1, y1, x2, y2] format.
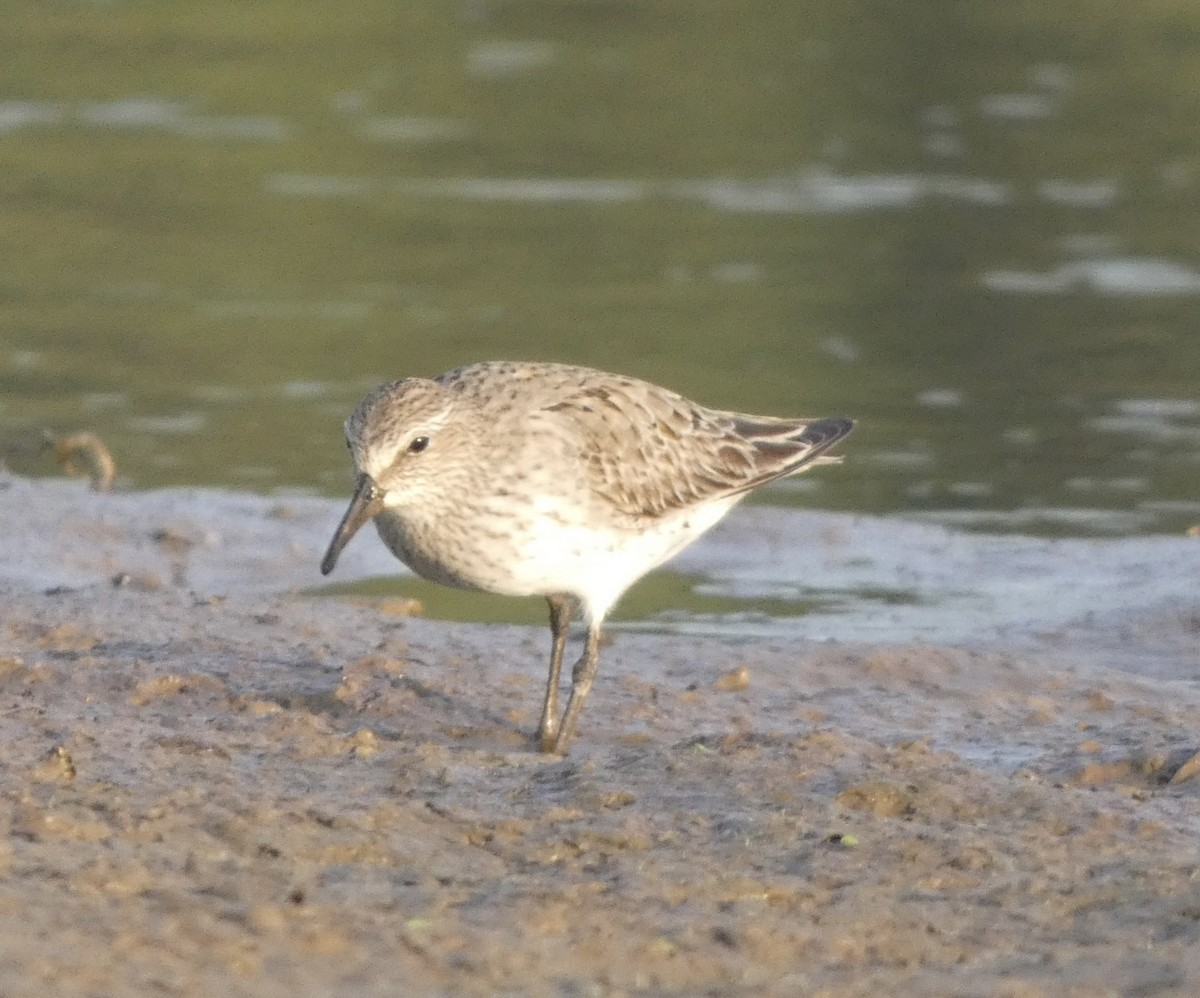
[2, 478, 1200, 995]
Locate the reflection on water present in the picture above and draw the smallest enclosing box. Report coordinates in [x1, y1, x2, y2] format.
[0, 97, 289, 141]
[1090, 399, 1200, 442]
[2, 1, 1200, 537]
[984, 258, 1200, 296]
[267, 169, 1016, 212]
[310, 504, 1200, 646]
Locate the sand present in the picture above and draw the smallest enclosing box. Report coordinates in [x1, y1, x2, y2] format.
[2, 475, 1200, 996]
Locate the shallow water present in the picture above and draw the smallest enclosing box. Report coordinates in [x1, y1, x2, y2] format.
[8, 477, 1196, 679]
[326, 505, 1200, 678]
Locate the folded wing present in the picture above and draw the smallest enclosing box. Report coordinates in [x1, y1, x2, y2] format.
[542, 376, 854, 519]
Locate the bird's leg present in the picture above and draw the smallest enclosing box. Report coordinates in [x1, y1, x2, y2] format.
[546, 622, 603, 755]
[537, 595, 573, 752]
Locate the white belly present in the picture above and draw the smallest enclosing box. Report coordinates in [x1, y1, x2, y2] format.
[374, 492, 741, 625]
[486, 493, 742, 623]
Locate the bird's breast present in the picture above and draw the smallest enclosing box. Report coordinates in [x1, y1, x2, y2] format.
[369, 489, 741, 615]
[372, 509, 495, 591]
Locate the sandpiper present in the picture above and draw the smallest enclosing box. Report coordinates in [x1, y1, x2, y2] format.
[321, 361, 853, 753]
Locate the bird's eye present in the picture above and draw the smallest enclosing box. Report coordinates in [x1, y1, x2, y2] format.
[407, 436, 430, 454]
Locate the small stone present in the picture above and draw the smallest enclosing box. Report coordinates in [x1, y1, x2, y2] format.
[713, 665, 750, 692]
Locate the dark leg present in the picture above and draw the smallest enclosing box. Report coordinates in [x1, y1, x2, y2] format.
[546, 622, 603, 755]
[537, 595, 572, 751]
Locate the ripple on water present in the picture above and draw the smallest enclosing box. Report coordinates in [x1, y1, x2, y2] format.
[0, 96, 287, 141]
[264, 175, 377, 198]
[1113, 399, 1200, 419]
[1086, 398, 1200, 442]
[191, 385, 250, 404]
[916, 388, 964, 408]
[177, 115, 289, 142]
[72, 97, 289, 141]
[1065, 476, 1150, 494]
[126, 412, 207, 435]
[357, 117, 470, 144]
[947, 481, 993, 498]
[81, 392, 130, 412]
[984, 258, 1200, 296]
[818, 336, 860, 363]
[392, 177, 649, 204]
[864, 450, 936, 470]
[1037, 178, 1119, 207]
[77, 96, 185, 128]
[7, 350, 42, 371]
[195, 298, 373, 322]
[466, 41, 557, 78]
[0, 99, 64, 132]
[978, 92, 1057, 120]
[1000, 426, 1039, 446]
[262, 170, 1012, 213]
[709, 262, 762, 284]
[278, 381, 334, 400]
[671, 171, 1010, 213]
[913, 506, 1153, 534]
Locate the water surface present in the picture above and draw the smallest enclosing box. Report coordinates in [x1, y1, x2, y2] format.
[3, 2, 1200, 542]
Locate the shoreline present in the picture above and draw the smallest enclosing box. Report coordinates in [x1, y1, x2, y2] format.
[2, 476, 1200, 994]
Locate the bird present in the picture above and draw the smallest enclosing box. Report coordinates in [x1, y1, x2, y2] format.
[320, 361, 854, 753]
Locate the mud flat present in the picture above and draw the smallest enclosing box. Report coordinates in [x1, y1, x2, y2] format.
[2, 475, 1200, 996]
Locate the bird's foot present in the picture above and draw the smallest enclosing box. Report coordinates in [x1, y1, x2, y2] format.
[536, 720, 562, 754]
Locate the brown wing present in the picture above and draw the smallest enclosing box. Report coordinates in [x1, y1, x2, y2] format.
[539, 373, 854, 519]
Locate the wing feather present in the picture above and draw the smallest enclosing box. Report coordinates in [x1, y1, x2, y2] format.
[437, 361, 853, 520]
[538, 374, 852, 519]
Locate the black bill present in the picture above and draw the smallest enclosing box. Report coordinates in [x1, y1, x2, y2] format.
[320, 472, 385, 575]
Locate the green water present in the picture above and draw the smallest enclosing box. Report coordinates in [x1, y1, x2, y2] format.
[315, 570, 843, 629]
[3, 2, 1200, 534]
